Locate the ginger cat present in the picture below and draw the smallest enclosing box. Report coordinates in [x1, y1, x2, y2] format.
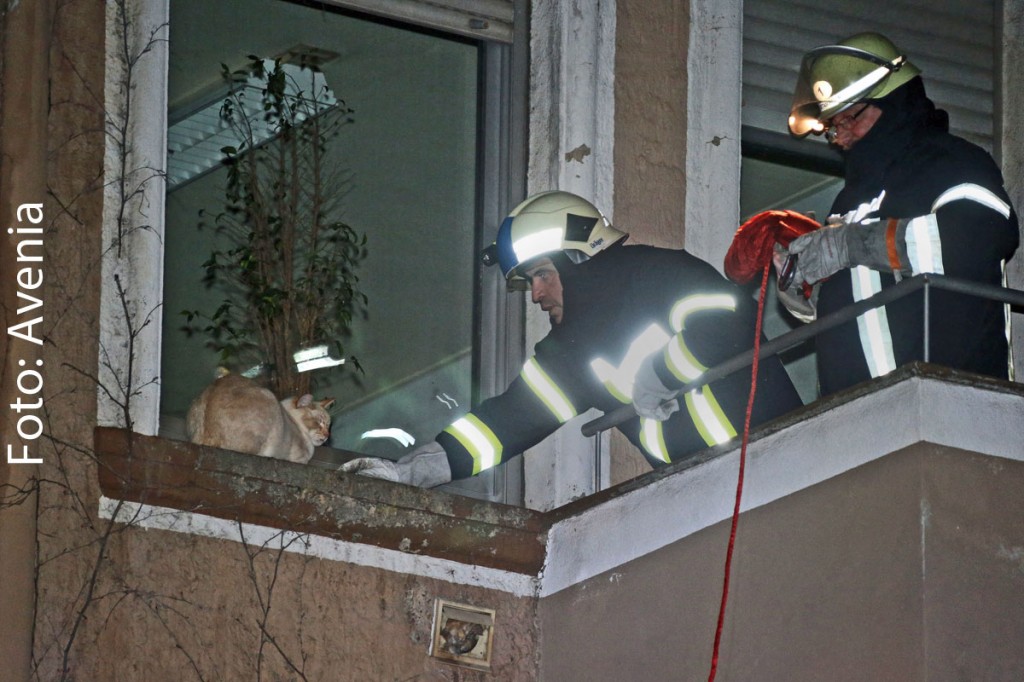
[186, 372, 335, 464]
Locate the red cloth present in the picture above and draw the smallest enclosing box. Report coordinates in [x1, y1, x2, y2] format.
[723, 209, 820, 284]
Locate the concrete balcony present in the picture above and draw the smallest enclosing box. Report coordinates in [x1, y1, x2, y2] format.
[95, 360, 1024, 680]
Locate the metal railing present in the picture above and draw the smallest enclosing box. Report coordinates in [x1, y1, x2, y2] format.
[581, 274, 1024, 438]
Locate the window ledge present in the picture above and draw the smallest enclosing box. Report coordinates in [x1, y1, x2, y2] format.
[94, 428, 549, 577]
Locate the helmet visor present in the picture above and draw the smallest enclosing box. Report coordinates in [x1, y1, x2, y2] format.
[788, 46, 905, 136]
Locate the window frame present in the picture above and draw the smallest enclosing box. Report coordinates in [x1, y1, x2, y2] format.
[99, 0, 529, 503]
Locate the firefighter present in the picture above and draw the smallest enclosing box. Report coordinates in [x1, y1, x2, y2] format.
[780, 32, 1019, 396]
[342, 191, 802, 487]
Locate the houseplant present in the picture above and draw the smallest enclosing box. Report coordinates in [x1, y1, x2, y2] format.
[185, 56, 367, 398]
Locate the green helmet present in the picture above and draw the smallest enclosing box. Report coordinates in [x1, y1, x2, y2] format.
[788, 32, 920, 137]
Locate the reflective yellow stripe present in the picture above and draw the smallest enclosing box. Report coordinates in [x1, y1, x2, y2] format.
[684, 387, 737, 446]
[640, 388, 736, 461]
[639, 418, 671, 463]
[444, 414, 502, 475]
[521, 358, 577, 423]
[664, 294, 736, 383]
[668, 293, 736, 332]
[590, 323, 671, 404]
[664, 335, 707, 383]
[851, 266, 896, 378]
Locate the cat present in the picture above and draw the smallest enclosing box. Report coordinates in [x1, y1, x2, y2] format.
[439, 619, 486, 656]
[185, 371, 335, 464]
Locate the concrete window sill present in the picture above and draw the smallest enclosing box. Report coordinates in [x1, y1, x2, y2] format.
[93, 428, 549, 576]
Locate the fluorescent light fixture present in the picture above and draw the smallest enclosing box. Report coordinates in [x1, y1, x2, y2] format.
[294, 344, 345, 373]
[166, 56, 339, 191]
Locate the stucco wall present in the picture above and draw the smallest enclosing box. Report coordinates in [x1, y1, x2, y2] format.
[1, 0, 106, 679]
[87, 527, 538, 680]
[537, 444, 1024, 681]
[608, 0, 690, 487]
[613, 0, 689, 249]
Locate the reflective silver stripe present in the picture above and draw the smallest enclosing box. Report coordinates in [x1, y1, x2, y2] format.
[445, 415, 502, 475]
[521, 358, 577, 423]
[851, 266, 896, 378]
[1003, 260, 1014, 382]
[932, 183, 1012, 219]
[512, 227, 564, 264]
[930, 184, 1013, 379]
[904, 214, 944, 275]
[590, 323, 671, 403]
[820, 61, 897, 112]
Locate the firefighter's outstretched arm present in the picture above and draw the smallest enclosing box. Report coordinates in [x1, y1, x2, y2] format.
[783, 215, 921, 287]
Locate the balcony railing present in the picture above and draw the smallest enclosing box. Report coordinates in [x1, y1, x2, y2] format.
[582, 274, 1024, 437]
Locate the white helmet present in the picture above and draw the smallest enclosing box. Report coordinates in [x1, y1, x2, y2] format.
[485, 191, 627, 285]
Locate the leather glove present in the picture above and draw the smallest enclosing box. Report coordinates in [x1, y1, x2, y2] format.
[773, 243, 817, 322]
[340, 440, 452, 488]
[632, 353, 680, 421]
[785, 221, 850, 286]
[777, 282, 817, 322]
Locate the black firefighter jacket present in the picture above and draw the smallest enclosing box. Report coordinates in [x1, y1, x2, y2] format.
[816, 76, 1019, 396]
[437, 244, 803, 480]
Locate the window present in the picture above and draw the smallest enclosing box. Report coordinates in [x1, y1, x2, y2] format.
[158, 0, 526, 503]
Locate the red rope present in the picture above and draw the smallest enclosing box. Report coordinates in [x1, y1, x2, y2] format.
[707, 263, 771, 681]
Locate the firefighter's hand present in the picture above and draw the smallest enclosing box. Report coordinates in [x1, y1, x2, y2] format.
[632, 354, 680, 421]
[339, 457, 401, 482]
[777, 281, 818, 322]
[785, 221, 851, 285]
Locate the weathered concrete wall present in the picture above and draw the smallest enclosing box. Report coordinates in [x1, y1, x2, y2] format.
[0, 0, 54, 678]
[608, 0, 690, 486]
[613, 0, 689, 250]
[1, 0, 106, 680]
[537, 444, 1024, 681]
[921, 446, 1024, 681]
[86, 526, 538, 680]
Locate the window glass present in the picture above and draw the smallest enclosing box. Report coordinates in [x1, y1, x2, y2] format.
[162, 0, 480, 460]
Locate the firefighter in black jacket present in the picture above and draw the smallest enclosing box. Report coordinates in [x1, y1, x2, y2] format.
[781, 32, 1019, 396]
[343, 191, 802, 487]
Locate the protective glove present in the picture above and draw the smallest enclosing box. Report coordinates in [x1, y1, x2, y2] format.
[777, 282, 818, 323]
[784, 221, 850, 286]
[632, 353, 680, 421]
[782, 216, 915, 290]
[340, 456, 401, 482]
[773, 243, 817, 322]
[340, 440, 452, 488]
